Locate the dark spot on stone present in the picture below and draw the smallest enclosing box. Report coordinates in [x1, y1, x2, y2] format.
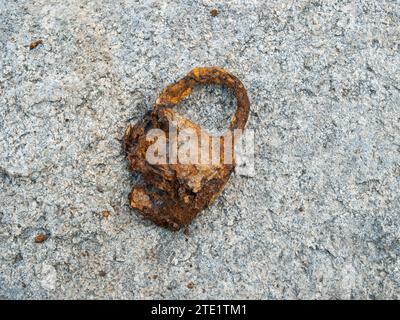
[184, 227, 190, 237]
[14, 252, 23, 264]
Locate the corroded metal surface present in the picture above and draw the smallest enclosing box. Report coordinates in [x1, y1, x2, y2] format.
[29, 39, 43, 50]
[124, 67, 250, 230]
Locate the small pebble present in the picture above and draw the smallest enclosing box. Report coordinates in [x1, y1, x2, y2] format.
[102, 210, 111, 218]
[29, 39, 43, 50]
[34, 233, 48, 243]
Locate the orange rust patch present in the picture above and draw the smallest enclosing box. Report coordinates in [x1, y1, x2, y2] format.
[210, 9, 218, 17]
[130, 187, 152, 210]
[34, 233, 48, 243]
[29, 39, 43, 50]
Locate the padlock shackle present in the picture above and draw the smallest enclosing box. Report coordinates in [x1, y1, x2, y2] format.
[155, 67, 250, 130]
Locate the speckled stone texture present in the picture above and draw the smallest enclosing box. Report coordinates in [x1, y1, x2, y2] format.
[0, 0, 399, 299]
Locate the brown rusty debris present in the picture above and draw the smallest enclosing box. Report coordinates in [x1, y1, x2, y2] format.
[210, 9, 218, 17]
[29, 39, 43, 50]
[101, 210, 111, 218]
[34, 233, 48, 243]
[123, 67, 250, 230]
[187, 282, 195, 289]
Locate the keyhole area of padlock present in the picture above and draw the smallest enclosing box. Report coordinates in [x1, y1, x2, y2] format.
[177, 84, 236, 135]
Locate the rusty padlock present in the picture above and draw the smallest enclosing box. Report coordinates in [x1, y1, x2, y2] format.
[123, 67, 250, 230]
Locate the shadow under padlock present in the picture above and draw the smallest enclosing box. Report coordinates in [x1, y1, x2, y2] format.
[123, 67, 250, 230]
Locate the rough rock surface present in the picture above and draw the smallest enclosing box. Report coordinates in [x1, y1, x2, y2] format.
[0, 0, 399, 299]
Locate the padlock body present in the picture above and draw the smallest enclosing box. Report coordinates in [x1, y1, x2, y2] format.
[124, 107, 234, 230]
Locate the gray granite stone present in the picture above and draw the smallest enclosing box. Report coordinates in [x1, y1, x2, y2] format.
[0, 0, 399, 299]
